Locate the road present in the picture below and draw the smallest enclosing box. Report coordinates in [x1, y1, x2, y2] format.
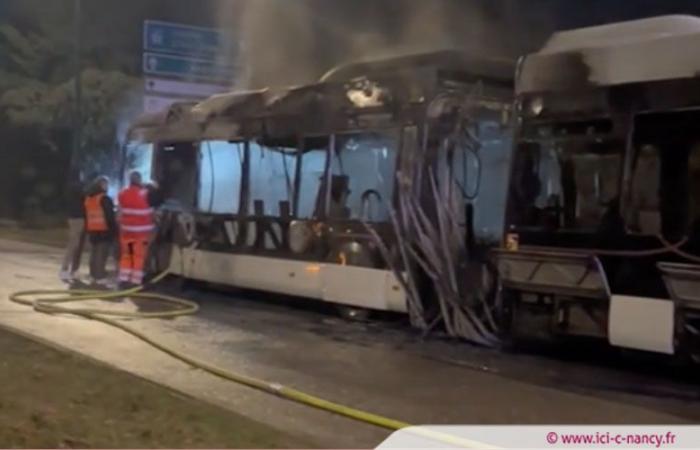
[0, 238, 698, 447]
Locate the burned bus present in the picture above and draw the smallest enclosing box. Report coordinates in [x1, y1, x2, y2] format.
[126, 50, 513, 326]
[494, 16, 700, 359]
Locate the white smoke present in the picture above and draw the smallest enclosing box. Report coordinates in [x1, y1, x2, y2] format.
[217, 0, 552, 89]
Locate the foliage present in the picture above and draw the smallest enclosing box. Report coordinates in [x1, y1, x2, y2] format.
[0, 18, 73, 83]
[0, 16, 140, 219]
[1, 69, 139, 145]
[0, 18, 140, 154]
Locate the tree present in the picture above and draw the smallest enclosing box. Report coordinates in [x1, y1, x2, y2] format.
[0, 0, 228, 220]
[0, 16, 139, 220]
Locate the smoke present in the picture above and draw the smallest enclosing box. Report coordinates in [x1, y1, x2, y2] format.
[218, 0, 335, 88]
[217, 0, 549, 89]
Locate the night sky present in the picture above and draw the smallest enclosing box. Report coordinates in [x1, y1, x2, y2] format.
[3, 0, 700, 85]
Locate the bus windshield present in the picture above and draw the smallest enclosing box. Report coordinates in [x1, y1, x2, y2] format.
[510, 138, 623, 231]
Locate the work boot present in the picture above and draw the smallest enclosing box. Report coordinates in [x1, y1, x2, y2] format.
[93, 278, 118, 291]
[59, 270, 72, 284]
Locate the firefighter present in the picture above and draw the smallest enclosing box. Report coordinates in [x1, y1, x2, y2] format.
[84, 175, 117, 286]
[118, 171, 158, 287]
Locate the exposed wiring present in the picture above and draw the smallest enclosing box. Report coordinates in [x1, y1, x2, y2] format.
[659, 235, 700, 264]
[456, 140, 482, 201]
[206, 141, 215, 213]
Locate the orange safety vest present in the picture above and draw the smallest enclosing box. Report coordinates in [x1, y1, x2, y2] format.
[118, 185, 154, 237]
[84, 193, 108, 232]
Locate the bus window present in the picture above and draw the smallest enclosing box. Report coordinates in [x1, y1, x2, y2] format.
[297, 140, 329, 219]
[436, 133, 480, 226]
[570, 152, 621, 228]
[155, 142, 199, 209]
[329, 131, 399, 222]
[630, 145, 661, 235]
[248, 142, 297, 216]
[198, 141, 243, 215]
[510, 139, 624, 230]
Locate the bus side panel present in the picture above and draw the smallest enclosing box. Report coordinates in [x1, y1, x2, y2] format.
[168, 247, 407, 313]
[321, 264, 407, 312]
[608, 295, 675, 354]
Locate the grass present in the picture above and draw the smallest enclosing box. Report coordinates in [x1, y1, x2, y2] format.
[0, 328, 313, 448]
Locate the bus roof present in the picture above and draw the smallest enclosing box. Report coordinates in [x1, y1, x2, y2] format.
[518, 15, 700, 94]
[127, 101, 201, 143]
[128, 49, 514, 143]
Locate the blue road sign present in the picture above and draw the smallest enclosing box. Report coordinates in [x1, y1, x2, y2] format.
[143, 53, 234, 82]
[144, 20, 226, 58]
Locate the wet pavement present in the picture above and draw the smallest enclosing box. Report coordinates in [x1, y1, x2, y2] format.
[0, 238, 698, 448]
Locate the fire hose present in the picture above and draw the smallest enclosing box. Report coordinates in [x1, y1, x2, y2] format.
[8, 273, 493, 448]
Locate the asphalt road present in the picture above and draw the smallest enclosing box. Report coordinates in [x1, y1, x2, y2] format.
[0, 238, 698, 448]
[170, 279, 700, 421]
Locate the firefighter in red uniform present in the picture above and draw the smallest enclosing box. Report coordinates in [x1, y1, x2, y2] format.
[118, 171, 157, 286]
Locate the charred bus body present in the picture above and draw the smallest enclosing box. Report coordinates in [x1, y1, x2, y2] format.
[495, 16, 700, 358]
[127, 51, 513, 320]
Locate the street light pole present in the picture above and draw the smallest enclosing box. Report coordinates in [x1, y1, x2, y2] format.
[70, 0, 82, 181]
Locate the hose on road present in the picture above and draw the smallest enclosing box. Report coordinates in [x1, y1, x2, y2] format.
[9, 272, 410, 430]
[9, 273, 497, 448]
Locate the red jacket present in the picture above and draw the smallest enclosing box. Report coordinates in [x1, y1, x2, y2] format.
[118, 185, 154, 238]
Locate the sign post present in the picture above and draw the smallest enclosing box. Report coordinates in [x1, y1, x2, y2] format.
[143, 53, 234, 82]
[144, 20, 227, 58]
[141, 20, 235, 113]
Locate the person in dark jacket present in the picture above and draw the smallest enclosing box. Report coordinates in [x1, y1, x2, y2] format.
[84, 176, 117, 286]
[60, 179, 87, 282]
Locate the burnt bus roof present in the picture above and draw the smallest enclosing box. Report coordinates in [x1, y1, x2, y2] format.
[128, 50, 514, 144]
[127, 101, 200, 143]
[518, 15, 700, 95]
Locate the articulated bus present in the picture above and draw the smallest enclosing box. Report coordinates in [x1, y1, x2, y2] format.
[494, 15, 700, 360]
[128, 18, 700, 361]
[126, 50, 514, 318]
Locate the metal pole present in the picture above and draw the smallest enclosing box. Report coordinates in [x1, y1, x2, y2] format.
[70, 0, 82, 181]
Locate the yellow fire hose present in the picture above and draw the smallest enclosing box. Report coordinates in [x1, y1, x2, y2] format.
[9, 273, 495, 449]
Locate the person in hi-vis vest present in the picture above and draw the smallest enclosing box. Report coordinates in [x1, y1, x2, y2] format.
[83, 176, 117, 286]
[118, 171, 158, 286]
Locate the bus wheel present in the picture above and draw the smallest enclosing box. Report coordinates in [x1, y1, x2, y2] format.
[336, 306, 371, 322]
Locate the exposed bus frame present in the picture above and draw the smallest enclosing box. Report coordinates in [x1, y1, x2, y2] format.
[126, 50, 514, 323]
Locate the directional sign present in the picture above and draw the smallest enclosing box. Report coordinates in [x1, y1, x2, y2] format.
[144, 20, 226, 58]
[143, 53, 234, 82]
[145, 77, 229, 98]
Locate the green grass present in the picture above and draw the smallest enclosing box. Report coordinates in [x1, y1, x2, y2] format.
[0, 328, 314, 448]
